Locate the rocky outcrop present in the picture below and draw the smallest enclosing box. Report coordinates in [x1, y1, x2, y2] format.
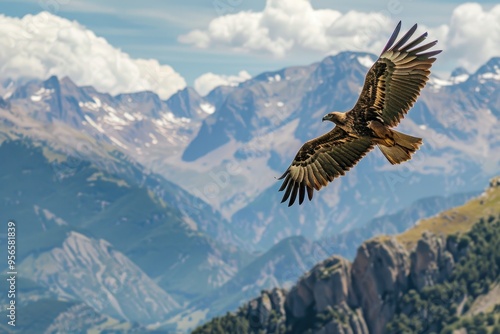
[298, 233, 455, 333]
[351, 238, 410, 334]
[286, 257, 355, 317]
[490, 176, 500, 188]
[285, 256, 368, 334]
[230, 231, 463, 334]
[410, 232, 455, 291]
[245, 288, 287, 332]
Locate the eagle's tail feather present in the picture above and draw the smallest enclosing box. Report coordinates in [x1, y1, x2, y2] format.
[378, 130, 422, 165]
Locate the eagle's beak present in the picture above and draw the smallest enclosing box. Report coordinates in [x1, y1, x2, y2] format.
[322, 114, 329, 122]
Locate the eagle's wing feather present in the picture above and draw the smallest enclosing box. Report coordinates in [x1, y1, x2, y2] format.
[278, 128, 374, 206]
[350, 22, 442, 127]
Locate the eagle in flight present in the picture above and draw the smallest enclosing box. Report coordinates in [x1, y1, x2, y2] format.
[278, 22, 441, 206]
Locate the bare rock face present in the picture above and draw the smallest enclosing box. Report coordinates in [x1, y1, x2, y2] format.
[489, 176, 500, 188]
[410, 232, 455, 291]
[283, 235, 450, 334]
[237, 230, 464, 334]
[247, 288, 286, 332]
[286, 256, 356, 317]
[285, 256, 369, 334]
[314, 257, 358, 311]
[351, 237, 410, 334]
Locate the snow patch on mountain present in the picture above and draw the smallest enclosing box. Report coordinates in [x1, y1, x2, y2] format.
[450, 74, 469, 84]
[200, 102, 215, 114]
[479, 72, 500, 81]
[30, 87, 54, 102]
[428, 77, 454, 89]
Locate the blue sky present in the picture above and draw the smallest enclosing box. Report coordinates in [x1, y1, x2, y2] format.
[1, 0, 499, 97]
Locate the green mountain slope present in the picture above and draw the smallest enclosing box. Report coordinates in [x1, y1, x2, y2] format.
[397, 177, 500, 248]
[0, 140, 245, 295]
[387, 215, 500, 333]
[0, 139, 251, 326]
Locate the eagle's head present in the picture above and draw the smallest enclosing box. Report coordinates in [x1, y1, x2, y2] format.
[322, 112, 346, 125]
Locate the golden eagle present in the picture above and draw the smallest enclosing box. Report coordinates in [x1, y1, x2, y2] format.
[278, 22, 441, 206]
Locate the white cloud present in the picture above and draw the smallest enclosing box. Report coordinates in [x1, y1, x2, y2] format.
[194, 70, 251, 96]
[0, 12, 186, 99]
[179, 0, 394, 57]
[180, 0, 500, 74]
[439, 3, 500, 71]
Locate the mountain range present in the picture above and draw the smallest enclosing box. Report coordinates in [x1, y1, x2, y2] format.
[0, 51, 499, 332]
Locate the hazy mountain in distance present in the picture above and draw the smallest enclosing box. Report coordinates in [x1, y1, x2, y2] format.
[0, 139, 252, 327]
[183, 54, 500, 250]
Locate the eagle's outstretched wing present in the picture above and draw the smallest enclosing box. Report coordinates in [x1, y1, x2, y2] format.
[278, 128, 374, 206]
[351, 22, 441, 127]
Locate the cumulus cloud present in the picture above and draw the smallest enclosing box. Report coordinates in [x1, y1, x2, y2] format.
[441, 3, 500, 71]
[0, 12, 186, 99]
[194, 70, 251, 96]
[179, 0, 393, 57]
[180, 0, 500, 73]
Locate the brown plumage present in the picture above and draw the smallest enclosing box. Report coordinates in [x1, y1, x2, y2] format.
[278, 21, 441, 206]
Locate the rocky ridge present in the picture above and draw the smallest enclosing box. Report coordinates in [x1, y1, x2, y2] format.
[195, 231, 458, 333]
[195, 178, 500, 334]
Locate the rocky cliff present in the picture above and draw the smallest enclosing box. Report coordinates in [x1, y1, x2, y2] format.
[194, 177, 500, 334]
[194, 232, 452, 333]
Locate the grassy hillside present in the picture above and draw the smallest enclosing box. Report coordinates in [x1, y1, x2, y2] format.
[397, 177, 500, 248]
[314, 191, 478, 260]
